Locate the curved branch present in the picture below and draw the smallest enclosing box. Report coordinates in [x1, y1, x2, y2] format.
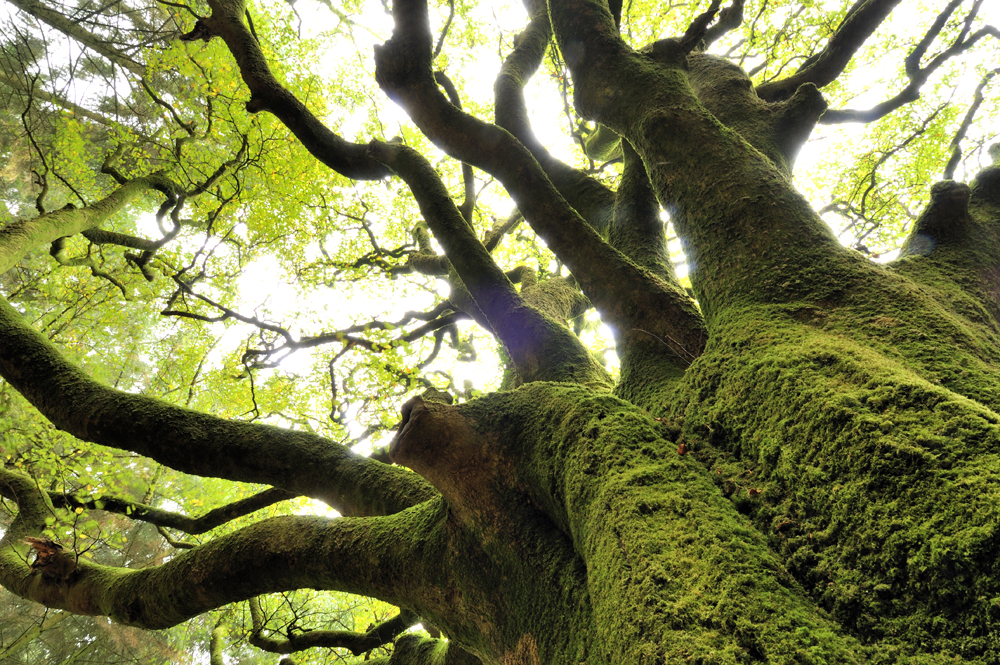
[493, 7, 616, 232]
[679, 0, 723, 53]
[701, 0, 746, 50]
[0, 466, 445, 629]
[191, 0, 390, 180]
[547, 0, 855, 319]
[943, 67, 998, 179]
[756, 0, 904, 101]
[0, 175, 176, 274]
[367, 141, 610, 387]
[821, 7, 998, 124]
[249, 598, 419, 656]
[373, 0, 706, 363]
[0, 296, 436, 517]
[47, 487, 299, 535]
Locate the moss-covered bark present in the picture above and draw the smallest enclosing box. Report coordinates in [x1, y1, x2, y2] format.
[387, 386, 862, 663]
[0, 175, 175, 274]
[669, 307, 1000, 661]
[5, 0, 1000, 663]
[0, 296, 435, 517]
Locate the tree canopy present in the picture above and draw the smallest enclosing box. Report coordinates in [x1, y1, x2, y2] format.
[1, 0, 999, 662]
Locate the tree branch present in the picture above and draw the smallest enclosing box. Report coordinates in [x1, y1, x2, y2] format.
[5, 0, 146, 75]
[0, 296, 437, 517]
[0, 466, 445, 629]
[249, 598, 420, 656]
[821, 2, 998, 124]
[373, 0, 707, 365]
[367, 141, 610, 387]
[943, 67, 998, 179]
[367, 635, 484, 664]
[0, 175, 177, 274]
[700, 0, 746, 51]
[189, 0, 391, 180]
[45, 487, 299, 536]
[756, 0, 904, 101]
[547, 0, 852, 319]
[493, 7, 617, 232]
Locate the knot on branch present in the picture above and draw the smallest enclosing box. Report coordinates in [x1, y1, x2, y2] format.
[23, 536, 78, 583]
[179, 20, 214, 42]
[389, 397, 495, 507]
[900, 180, 972, 258]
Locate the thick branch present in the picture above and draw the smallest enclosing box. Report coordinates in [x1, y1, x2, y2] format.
[610, 142, 702, 392]
[193, 0, 390, 180]
[374, 0, 706, 363]
[368, 141, 610, 387]
[0, 296, 436, 517]
[548, 0, 855, 318]
[493, 8, 616, 232]
[0, 175, 175, 274]
[209, 623, 226, 665]
[0, 467, 444, 628]
[756, 0, 904, 101]
[369, 636, 484, 664]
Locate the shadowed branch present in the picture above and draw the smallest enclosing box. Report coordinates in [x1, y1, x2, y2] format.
[0, 296, 436, 517]
[0, 466, 444, 629]
[756, 0, 904, 101]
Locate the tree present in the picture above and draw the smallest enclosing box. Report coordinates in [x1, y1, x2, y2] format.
[1, 0, 999, 661]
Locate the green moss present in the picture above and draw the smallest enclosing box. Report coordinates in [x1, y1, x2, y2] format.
[462, 383, 862, 663]
[671, 307, 1000, 661]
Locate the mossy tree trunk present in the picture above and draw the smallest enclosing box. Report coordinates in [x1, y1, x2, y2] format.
[2, 0, 1000, 663]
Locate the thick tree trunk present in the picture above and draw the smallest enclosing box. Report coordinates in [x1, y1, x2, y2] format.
[3, 0, 1000, 663]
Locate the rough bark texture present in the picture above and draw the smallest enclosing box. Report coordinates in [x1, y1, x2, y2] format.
[2, 0, 1000, 663]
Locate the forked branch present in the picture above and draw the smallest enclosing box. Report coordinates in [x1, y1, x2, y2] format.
[187, 0, 391, 179]
[821, 0, 998, 123]
[756, 0, 904, 101]
[374, 0, 706, 363]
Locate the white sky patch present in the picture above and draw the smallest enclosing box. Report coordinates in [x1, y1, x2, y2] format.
[158, 498, 181, 513]
[295, 497, 340, 518]
[134, 211, 161, 238]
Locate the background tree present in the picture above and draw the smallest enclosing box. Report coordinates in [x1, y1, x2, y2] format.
[1, 0, 999, 662]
